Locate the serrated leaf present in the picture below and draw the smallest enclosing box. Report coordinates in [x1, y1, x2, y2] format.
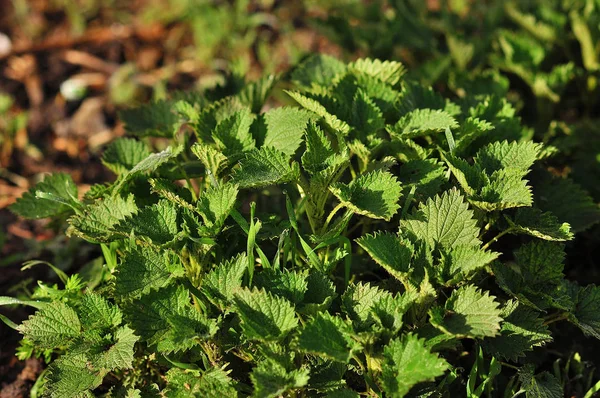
[102, 138, 151, 175]
[349, 89, 385, 134]
[397, 159, 447, 201]
[341, 282, 388, 331]
[299, 272, 337, 315]
[115, 200, 179, 245]
[429, 285, 502, 338]
[68, 194, 138, 243]
[330, 170, 402, 220]
[356, 232, 414, 283]
[93, 326, 138, 370]
[569, 284, 600, 339]
[291, 54, 347, 92]
[348, 58, 405, 86]
[149, 178, 196, 212]
[115, 247, 183, 299]
[438, 245, 499, 285]
[212, 108, 255, 156]
[18, 301, 81, 349]
[78, 294, 122, 331]
[191, 142, 228, 177]
[372, 293, 416, 333]
[119, 99, 178, 137]
[233, 147, 300, 188]
[391, 109, 458, 138]
[250, 359, 309, 398]
[238, 73, 279, 113]
[506, 208, 573, 241]
[482, 300, 552, 361]
[301, 121, 336, 174]
[124, 145, 182, 181]
[45, 353, 104, 398]
[263, 107, 312, 156]
[474, 141, 541, 173]
[402, 188, 481, 248]
[296, 312, 359, 363]
[10, 173, 79, 219]
[125, 285, 217, 353]
[201, 253, 247, 310]
[518, 365, 563, 398]
[474, 168, 533, 210]
[286, 90, 351, 134]
[254, 268, 308, 304]
[197, 183, 238, 233]
[381, 333, 449, 397]
[233, 288, 298, 341]
[163, 367, 237, 398]
[533, 174, 600, 232]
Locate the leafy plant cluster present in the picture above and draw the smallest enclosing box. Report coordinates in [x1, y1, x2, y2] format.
[3, 54, 600, 397]
[314, 0, 600, 201]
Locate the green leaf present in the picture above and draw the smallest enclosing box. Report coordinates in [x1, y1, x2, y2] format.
[341, 282, 387, 331]
[533, 174, 600, 232]
[505, 208, 573, 241]
[391, 109, 458, 138]
[402, 188, 481, 248]
[77, 294, 122, 331]
[438, 245, 499, 285]
[474, 169, 533, 210]
[93, 326, 139, 370]
[11, 173, 79, 219]
[201, 253, 247, 310]
[115, 247, 183, 299]
[474, 141, 541, 173]
[296, 312, 359, 363]
[233, 147, 300, 188]
[301, 121, 336, 174]
[429, 285, 502, 338]
[115, 200, 179, 245]
[18, 301, 81, 349]
[120, 145, 183, 185]
[348, 58, 405, 86]
[330, 170, 402, 220]
[291, 54, 346, 92]
[149, 178, 195, 212]
[381, 333, 449, 397]
[372, 293, 415, 333]
[191, 142, 228, 178]
[356, 232, 414, 283]
[197, 183, 239, 233]
[238, 73, 279, 113]
[285, 90, 351, 134]
[263, 107, 312, 156]
[163, 367, 238, 398]
[254, 268, 308, 304]
[569, 284, 600, 339]
[211, 108, 255, 156]
[233, 288, 298, 341]
[349, 89, 385, 134]
[45, 353, 104, 398]
[101, 138, 151, 175]
[68, 194, 138, 243]
[482, 300, 552, 361]
[250, 359, 309, 398]
[299, 272, 337, 315]
[125, 285, 217, 353]
[119, 99, 178, 137]
[397, 159, 447, 201]
[518, 364, 563, 398]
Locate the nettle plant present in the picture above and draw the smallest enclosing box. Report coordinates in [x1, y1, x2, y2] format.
[3, 55, 600, 397]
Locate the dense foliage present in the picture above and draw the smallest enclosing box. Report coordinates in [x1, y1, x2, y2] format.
[2, 52, 600, 397]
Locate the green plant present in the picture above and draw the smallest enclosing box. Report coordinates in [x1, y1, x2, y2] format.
[2, 55, 600, 397]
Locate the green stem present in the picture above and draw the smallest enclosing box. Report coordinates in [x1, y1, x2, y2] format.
[482, 228, 513, 251]
[543, 312, 569, 326]
[322, 202, 345, 234]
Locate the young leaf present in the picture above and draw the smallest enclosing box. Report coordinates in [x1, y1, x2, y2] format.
[349, 89, 385, 134]
[233, 288, 298, 341]
[390, 109, 458, 138]
[254, 268, 308, 305]
[250, 359, 309, 398]
[232, 147, 300, 188]
[438, 245, 499, 285]
[402, 188, 481, 248]
[211, 108, 255, 156]
[341, 282, 388, 330]
[505, 208, 573, 241]
[10, 173, 79, 219]
[330, 170, 402, 220]
[381, 333, 449, 397]
[163, 367, 237, 398]
[356, 232, 414, 283]
[518, 364, 563, 398]
[285, 90, 351, 135]
[263, 107, 312, 156]
[191, 142, 229, 178]
[201, 253, 247, 310]
[18, 301, 81, 349]
[482, 300, 552, 361]
[348, 58, 406, 86]
[474, 141, 541, 173]
[429, 285, 502, 338]
[295, 312, 360, 363]
[301, 121, 336, 174]
[93, 326, 139, 370]
[115, 200, 179, 245]
[299, 272, 337, 315]
[119, 99, 178, 137]
[115, 247, 183, 299]
[101, 138, 151, 175]
[77, 294, 122, 331]
[197, 183, 239, 234]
